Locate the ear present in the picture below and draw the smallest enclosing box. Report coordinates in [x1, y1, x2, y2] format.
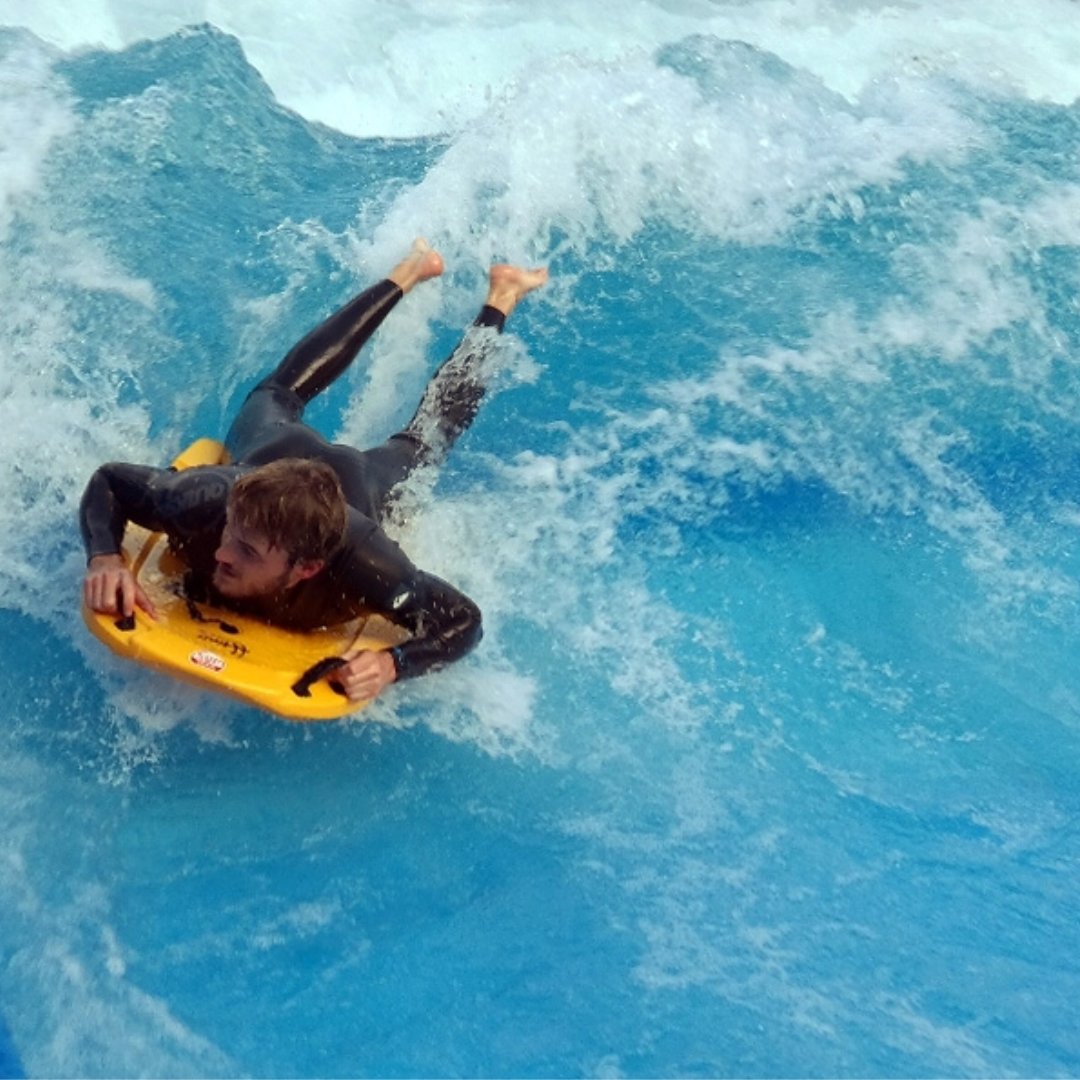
[286, 559, 325, 587]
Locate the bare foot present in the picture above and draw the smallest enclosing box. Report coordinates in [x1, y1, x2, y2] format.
[388, 238, 445, 293]
[485, 264, 550, 317]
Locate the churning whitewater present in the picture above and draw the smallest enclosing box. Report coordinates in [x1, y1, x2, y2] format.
[1, 2, 1079, 1077]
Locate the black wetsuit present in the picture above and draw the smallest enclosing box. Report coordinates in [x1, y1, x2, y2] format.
[80, 279, 507, 682]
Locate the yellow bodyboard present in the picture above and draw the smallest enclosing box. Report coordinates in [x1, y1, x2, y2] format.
[82, 438, 407, 720]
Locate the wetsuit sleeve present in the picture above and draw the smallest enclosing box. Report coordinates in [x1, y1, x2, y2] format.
[79, 462, 230, 561]
[339, 527, 482, 682]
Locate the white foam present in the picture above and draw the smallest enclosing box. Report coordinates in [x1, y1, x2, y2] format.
[326, 37, 981, 330]
[0, 41, 161, 631]
[3, 0, 1079, 138]
[651, 183, 1080, 610]
[0, 32, 72, 238]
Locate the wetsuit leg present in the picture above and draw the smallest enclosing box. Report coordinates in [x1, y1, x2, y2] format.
[339, 304, 509, 517]
[225, 279, 403, 463]
[400, 303, 507, 466]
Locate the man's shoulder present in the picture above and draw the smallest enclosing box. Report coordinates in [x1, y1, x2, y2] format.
[343, 506, 381, 541]
[156, 464, 239, 523]
[331, 508, 418, 583]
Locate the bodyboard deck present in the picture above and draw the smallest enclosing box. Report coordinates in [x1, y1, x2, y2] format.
[82, 438, 407, 720]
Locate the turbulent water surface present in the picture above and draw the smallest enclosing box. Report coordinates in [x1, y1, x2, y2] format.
[1, 3, 1079, 1077]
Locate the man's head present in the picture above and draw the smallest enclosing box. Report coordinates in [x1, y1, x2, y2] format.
[212, 458, 348, 600]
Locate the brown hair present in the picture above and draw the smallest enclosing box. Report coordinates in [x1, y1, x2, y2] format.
[229, 458, 347, 564]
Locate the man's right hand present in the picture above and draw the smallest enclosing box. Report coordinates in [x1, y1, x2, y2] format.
[83, 554, 157, 619]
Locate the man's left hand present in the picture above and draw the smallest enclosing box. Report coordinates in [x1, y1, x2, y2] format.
[330, 649, 398, 702]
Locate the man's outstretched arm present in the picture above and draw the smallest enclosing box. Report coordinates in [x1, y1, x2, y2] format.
[332, 529, 483, 701]
[79, 463, 229, 618]
[80, 463, 168, 618]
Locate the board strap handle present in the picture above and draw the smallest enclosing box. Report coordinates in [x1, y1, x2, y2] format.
[114, 587, 136, 632]
[291, 656, 348, 698]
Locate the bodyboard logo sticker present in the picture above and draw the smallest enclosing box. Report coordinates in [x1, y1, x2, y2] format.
[196, 632, 249, 658]
[189, 649, 226, 673]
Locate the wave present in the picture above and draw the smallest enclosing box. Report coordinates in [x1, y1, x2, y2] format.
[1, 15, 1080, 1078]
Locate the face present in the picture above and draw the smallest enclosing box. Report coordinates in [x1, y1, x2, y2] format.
[213, 513, 317, 600]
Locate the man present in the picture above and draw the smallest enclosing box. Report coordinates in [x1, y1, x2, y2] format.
[81, 240, 548, 702]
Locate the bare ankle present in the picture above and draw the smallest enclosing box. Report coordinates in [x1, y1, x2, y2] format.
[485, 264, 550, 317]
[388, 239, 445, 293]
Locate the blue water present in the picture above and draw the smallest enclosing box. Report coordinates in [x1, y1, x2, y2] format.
[1, 14, 1080, 1079]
